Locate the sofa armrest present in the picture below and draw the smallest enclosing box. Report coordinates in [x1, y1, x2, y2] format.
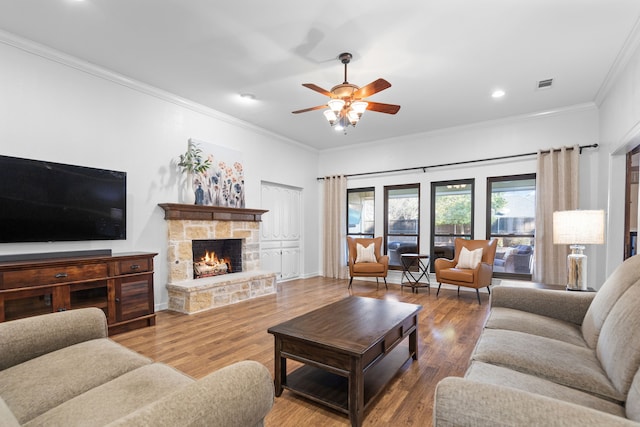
[491, 285, 595, 325]
[434, 377, 636, 427]
[0, 307, 108, 371]
[107, 360, 274, 427]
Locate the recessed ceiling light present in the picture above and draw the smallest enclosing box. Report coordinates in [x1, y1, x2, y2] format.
[239, 93, 256, 101]
[491, 89, 506, 99]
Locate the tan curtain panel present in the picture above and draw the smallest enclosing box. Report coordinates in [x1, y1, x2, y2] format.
[533, 146, 579, 284]
[323, 175, 348, 279]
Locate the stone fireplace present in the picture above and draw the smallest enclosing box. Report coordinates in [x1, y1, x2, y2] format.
[159, 204, 276, 314]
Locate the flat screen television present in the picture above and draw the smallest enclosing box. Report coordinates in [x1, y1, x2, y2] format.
[0, 155, 127, 243]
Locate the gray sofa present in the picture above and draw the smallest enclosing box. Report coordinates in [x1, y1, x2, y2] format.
[434, 254, 640, 426]
[0, 308, 274, 427]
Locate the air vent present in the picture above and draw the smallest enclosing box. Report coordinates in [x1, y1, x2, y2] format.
[537, 78, 554, 90]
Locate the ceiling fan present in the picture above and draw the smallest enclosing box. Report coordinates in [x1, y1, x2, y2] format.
[292, 52, 401, 132]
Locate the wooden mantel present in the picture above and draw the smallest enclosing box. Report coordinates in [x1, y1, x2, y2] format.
[158, 203, 268, 222]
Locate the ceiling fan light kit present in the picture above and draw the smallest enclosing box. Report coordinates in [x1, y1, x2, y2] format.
[292, 52, 400, 134]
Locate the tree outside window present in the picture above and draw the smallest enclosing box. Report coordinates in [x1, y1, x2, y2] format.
[384, 184, 420, 269]
[431, 180, 474, 270]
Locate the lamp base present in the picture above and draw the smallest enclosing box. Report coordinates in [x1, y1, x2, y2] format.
[566, 245, 588, 291]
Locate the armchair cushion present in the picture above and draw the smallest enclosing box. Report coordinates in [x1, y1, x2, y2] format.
[352, 262, 386, 274]
[355, 242, 377, 263]
[438, 268, 475, 284]
[455, 247, 483, 269]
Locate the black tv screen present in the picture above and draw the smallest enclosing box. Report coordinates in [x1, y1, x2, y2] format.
[0, 155, 126, 243]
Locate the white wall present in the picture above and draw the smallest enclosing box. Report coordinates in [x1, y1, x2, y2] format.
[0, 40, 320, 309]
[318, 105, 606, 284]
[598, 29, 640, 278]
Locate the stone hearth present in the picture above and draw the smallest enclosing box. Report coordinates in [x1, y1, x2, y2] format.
[159, 204, 276, 314]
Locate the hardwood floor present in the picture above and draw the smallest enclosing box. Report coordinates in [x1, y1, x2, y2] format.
[111, 277, 491, 426]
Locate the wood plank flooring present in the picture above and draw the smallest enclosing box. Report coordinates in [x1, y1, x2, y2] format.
[111, 277, 491, 426]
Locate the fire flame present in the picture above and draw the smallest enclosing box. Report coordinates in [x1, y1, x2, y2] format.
[199, 251, 232, 272]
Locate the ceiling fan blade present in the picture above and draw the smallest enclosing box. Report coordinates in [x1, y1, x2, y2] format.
[302, 83, 332, 97]
[366, 101, 401, 115]
[353, 78, 391, 98]
[292, 104, 327, 114]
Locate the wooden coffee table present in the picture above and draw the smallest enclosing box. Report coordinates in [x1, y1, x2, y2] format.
[268, 296, 422, 427]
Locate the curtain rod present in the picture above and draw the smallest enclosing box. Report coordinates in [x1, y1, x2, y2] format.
[316, 143, 599, 180]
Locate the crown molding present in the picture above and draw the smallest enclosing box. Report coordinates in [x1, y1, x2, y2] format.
[595, 15, 640, 106]
[0, 29, 317, 153]
[321, 102, 597, 154]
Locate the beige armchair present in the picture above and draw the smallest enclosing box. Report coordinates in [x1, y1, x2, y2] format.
[347, 236, 389, 290]
[434, 238, 497, 304]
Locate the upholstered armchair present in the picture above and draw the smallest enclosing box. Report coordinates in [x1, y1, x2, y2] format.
[347, 236, 389, 290]
[434, 238, 497, 304]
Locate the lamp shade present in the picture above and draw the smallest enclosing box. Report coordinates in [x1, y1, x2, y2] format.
[553, 210, 605, 245]
[327, 99, 345, 113]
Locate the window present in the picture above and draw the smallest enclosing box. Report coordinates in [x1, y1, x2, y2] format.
[487, 174, 536, 279]
[431, 179, 474, 270]
[384, 184, 420, 269]
[347, 188, 375, 238]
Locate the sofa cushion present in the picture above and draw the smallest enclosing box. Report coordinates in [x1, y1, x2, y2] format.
[106, 360, 275, 427]
[0, 338, 151, 424]
[485, 307, 587, 347]
[23, 364, 193, 427]
[466, 361, 626, 417]
[582, 255, 640, 348]
[472, 329, 623, 402]
[597, 282, 640, 397]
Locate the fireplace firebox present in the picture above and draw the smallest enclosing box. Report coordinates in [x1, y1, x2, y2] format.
[192, 239, 242, 279]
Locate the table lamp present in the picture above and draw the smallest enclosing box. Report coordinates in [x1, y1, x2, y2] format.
[553, 210, 605, 290]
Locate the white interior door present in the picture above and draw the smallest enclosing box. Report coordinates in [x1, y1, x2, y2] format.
[260, 182, 302, 280]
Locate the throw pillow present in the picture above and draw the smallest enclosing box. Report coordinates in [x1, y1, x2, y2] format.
[355, 243, 377, 263]
[456, 247, 483, 269]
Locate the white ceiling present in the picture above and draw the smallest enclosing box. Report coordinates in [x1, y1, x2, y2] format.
[1, 0, 639, 151]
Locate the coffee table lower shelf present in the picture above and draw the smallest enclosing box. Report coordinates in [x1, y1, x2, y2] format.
[282, 343, 412, 414]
